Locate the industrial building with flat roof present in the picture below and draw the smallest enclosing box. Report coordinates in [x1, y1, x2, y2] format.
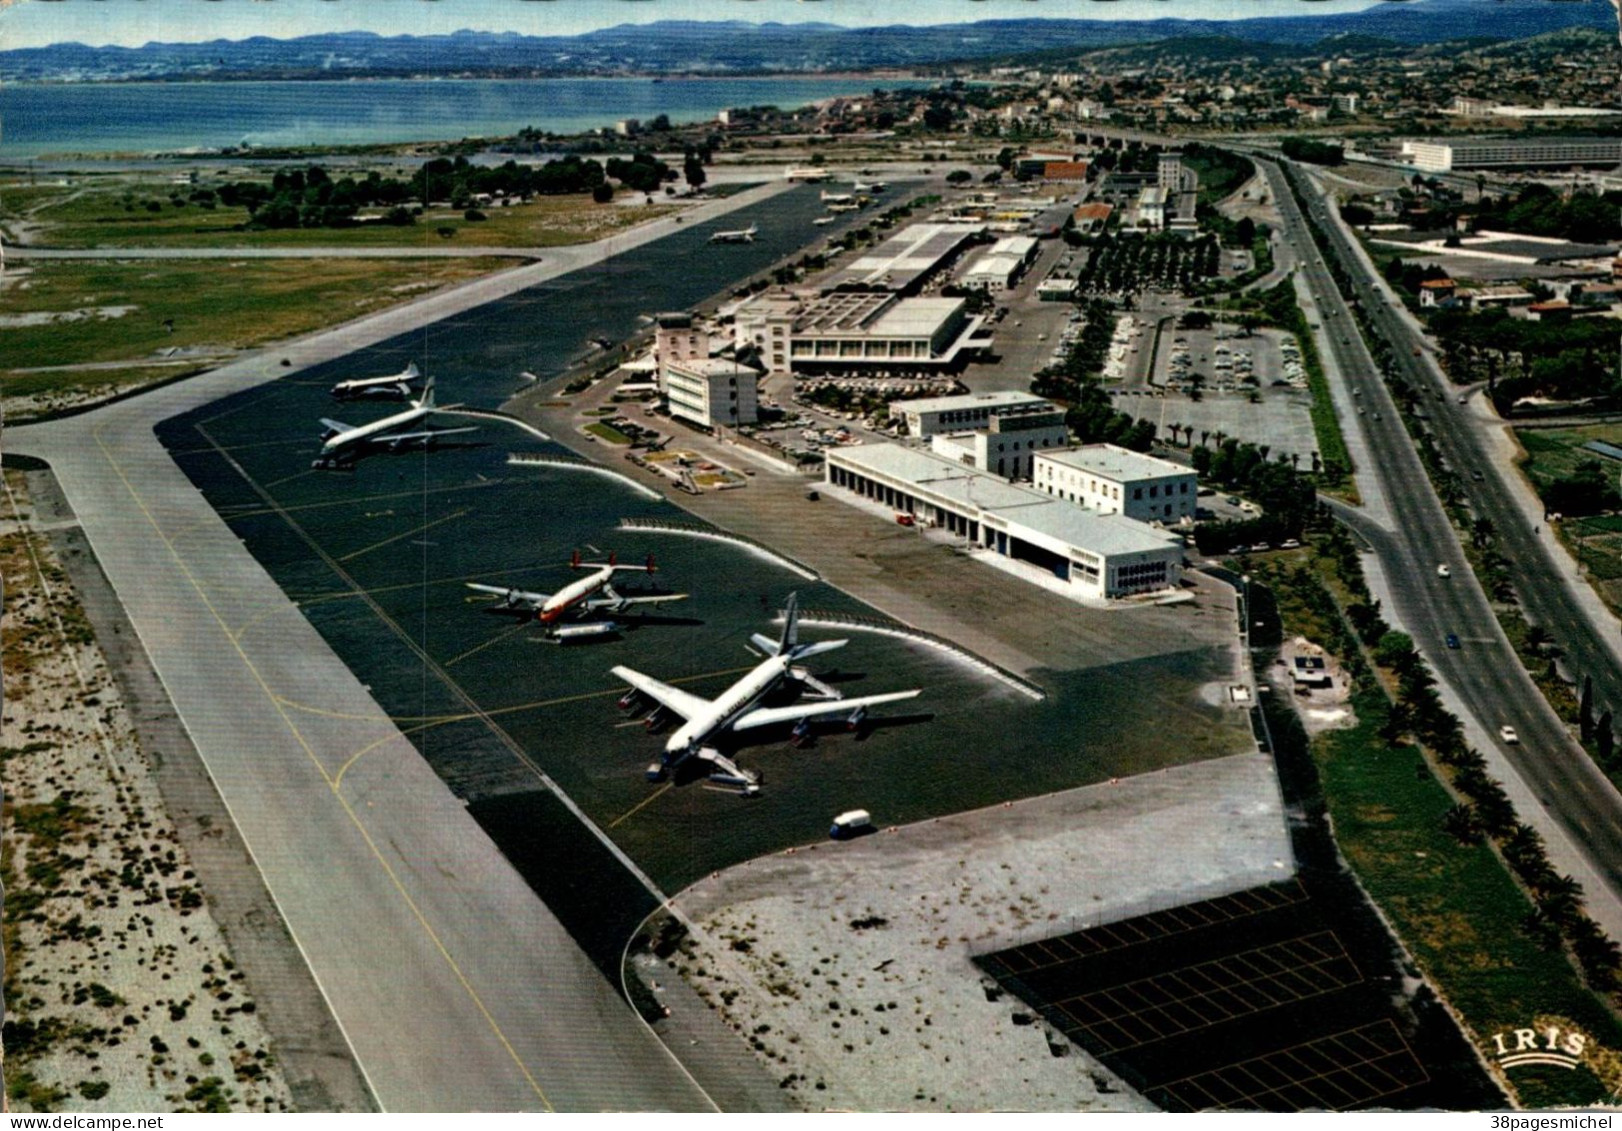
[824, 443, 1185, 600]
[734, 291, 987, 378]
[890, 390, 1055, 438]
[959, 235, 1041, 291]
[1034, 444, 1198, 525]
[1401, 136, 1622, 172]
[821, 222, 987, 294]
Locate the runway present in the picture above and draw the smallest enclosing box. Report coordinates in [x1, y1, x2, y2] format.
[0, 189, 801, 1110]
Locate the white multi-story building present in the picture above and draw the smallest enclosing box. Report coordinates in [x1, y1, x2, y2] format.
[1137, 185, 1167, 230]
[734, 291, 984, 379]
[1157, 150, 1185, 192]
[1402, 136, 1622, 172]
[653, 311, 709, 370]
[890, 390, 1054, 439]
[663, 357, 759, 429]
[928, 404, 1069, 480]
[824, 444, 1185, 600]
[1332, 93, 1361, 115]
[1034, 444, 1197, 524]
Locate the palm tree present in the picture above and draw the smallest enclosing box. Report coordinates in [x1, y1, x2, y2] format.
[1199, 429, 1210, 449]
[1441, 803, 1483, 845]
[1525, 624, 1551, 655]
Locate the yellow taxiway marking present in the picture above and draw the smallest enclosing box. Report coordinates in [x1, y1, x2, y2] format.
[230, 604, 283, 644]
[608, 782, 673, 830]
[220, 480, 500, 524]
[157, 419, 554, 1109]
[288, 563, 567, 608]
[262, 467, 322, 490]
[443, 621, 532, 668]
[337, 508, 470, 563]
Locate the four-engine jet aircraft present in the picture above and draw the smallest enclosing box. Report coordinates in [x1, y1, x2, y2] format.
[708, 223, 758, 244]
[611, 593, 921, 793]
[467, 552, 689, 641]
[329, 362, 423, 401]
[313, 378, 477, 468]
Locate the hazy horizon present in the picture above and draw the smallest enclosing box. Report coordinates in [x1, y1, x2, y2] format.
[2, 0, 1387, 51]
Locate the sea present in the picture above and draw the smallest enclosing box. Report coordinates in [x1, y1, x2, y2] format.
[0, 76, 929, 159]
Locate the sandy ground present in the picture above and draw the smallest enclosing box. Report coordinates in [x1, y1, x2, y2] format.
[1, 472, 293, 1112]
[648, 751, 1292, 1112]
[1270, 635, 1357, 736]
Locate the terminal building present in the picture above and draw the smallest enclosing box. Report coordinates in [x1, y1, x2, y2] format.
[1033, 444, 1198, 525]
[889, 390, 1054, 439]
[663, 357, 760, 429]
[734, 291, 987, 379]
[820, 222, 987, 294]
[1401, 136, 1622, 172]
[823, 443, 1185, 600]
[929, 403, 1069, 480]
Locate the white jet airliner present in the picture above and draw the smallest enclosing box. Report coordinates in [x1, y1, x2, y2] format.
[330, 362, 423, 401]
[313, 378, 476, 468]
[709, 223, 758, 244]
[466, 551, 688, 642]
[611, 593, 922, 793]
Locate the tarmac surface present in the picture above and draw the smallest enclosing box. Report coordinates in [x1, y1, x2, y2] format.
[660, 752, 1293, 1111]
[1, 186, 802, 1111]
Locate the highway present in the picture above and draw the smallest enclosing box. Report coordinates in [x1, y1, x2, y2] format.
[1258, 156, 1622, 929]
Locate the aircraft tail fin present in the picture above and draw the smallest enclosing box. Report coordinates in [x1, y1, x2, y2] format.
[416, 376, 436, 409]
[750, 632, 781, 658]
[403, 361, 420, 380]
[570, 549, 581, 569]
[791, 638, 846, 662]
[776, 592, 799, 655]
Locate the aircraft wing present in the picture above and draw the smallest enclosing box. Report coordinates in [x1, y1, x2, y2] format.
[372, 426, 480, 447]
[730, 689, 921, 733]
[466, 582, 550, 609]
[320, 417, 354, 434]
[586, 593, 690, 612]
[611, 665, 711, 721]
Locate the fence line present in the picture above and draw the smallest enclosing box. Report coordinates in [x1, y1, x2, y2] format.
[786, 609, 1047, 702]
[507, 452, 663, 500]
[618, 516, 820, 580]
[444, 407, 551, 443]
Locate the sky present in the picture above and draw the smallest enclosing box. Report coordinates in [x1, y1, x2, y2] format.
[0, 0, 1388, 50]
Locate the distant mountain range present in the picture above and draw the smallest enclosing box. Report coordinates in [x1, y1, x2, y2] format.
[2, 0, 1614, 82]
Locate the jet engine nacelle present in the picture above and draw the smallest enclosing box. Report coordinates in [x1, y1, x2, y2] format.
[644, 707, 667, 733]
[846, 706, 867, 732]
[790, 717, 814, 748]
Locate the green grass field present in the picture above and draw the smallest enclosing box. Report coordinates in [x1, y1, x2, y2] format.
[584, 421, 633, 445]
[1268, 549, 1622, 1107]
[1519, 425, 1622, 615]
[1, 257, 511, 417]
[6, 180, 677, 250]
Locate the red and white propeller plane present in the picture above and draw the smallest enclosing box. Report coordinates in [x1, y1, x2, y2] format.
[466, 551, 688, 641]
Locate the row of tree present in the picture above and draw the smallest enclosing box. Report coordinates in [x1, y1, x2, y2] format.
[215, 152, 684, 230]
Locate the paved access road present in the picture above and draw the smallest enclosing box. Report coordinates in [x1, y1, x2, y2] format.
[2, 184, 799, 1111]
[1259, 156, 1622, 933]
